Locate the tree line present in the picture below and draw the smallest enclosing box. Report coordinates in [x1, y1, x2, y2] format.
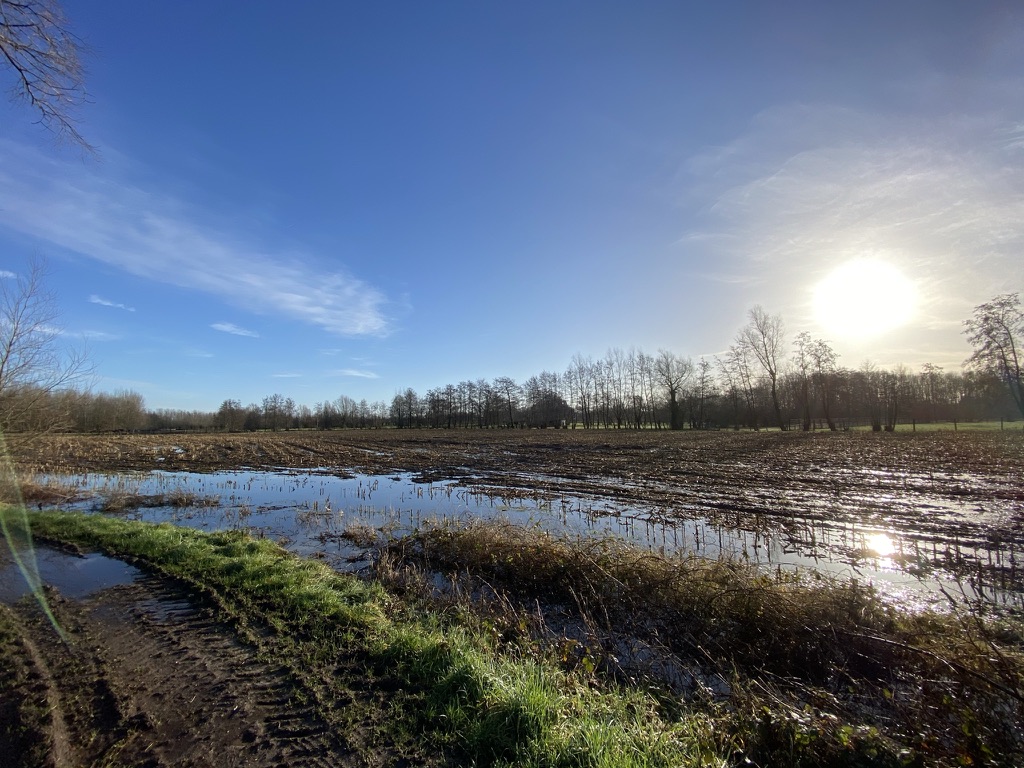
[5, 297, 1019, 435]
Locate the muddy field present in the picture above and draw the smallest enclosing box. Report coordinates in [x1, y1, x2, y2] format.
[18, 427, 1024, 497]
[5, 429, 1024, 766]
[16, 429, 1024, 576]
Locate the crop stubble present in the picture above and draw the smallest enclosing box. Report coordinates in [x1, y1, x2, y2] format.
[17, 429, 1024, 564]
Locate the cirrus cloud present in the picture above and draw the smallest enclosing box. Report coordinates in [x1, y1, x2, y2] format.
[211, 322, 259, 338]
[89, 294, 136, 312]
[682, 104, 1024, 333]
[332, 368, 379, 379]
[0, 140, 392, 337]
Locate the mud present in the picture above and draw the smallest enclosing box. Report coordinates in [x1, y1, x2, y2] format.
[0, 548, 361, 767]
[18, 429, 1024, 569]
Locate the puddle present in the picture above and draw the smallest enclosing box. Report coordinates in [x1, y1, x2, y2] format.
[33, 468, 1024, 613]
[0, 546, 143, 604]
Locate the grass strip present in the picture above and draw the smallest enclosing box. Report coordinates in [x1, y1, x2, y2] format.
[3, 508, 722, 768]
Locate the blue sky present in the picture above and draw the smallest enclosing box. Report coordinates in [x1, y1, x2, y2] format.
[1, 1, 1022, 411]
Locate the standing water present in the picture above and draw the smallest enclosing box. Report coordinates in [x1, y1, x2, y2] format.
[34, 468, 1023, 613]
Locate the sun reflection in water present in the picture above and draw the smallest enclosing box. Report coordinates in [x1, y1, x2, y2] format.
[866, 532, 896, 558]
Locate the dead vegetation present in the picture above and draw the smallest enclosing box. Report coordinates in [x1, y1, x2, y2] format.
[13, 428, 1024, 595]
[378, 520, 1024, 766]
[93, 487, 220, 513]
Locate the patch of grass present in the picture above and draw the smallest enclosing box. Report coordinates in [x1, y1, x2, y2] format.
[850, 420, 1022, 432]
[94, 488, 220, 513]
[6, 508, 719, 768]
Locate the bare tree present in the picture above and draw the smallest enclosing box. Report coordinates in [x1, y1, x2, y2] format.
[0, 0, 91, 149]
[492, 376, 521, 428]
[858, 361, 884, 431]
[720, 343, 759, 429]
[809, 338, 839, 430]
[738, 306, 786, 429]
[688, 358, 715, 429]
[792, 331, 813, 431]
[0, 258, 89, 437]
[654, 349, 692, 430]
[216, 399, 246, 431]
[261, 393, 294, 431]
[619, 348, 652, 430]
[964, 293, 1023, 419]
[566, 354, 595, 429]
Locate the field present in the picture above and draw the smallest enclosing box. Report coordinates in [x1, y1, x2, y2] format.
[3, 429, 1024, 766]
[17, 428, 1024, 596]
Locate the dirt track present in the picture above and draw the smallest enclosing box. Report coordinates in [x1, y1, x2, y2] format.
[0, 559, 360, 767]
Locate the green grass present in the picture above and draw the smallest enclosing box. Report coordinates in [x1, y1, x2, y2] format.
[849, 419, 1021, 432]
[2, 508, 722, 768]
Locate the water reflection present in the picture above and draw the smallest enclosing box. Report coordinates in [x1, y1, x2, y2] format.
[866, 533, 896, 558]
[0, 547, 142, 604]
[37, 468, 1023, 613]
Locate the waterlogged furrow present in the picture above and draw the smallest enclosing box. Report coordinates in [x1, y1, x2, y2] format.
[18, 429, 1024, 609]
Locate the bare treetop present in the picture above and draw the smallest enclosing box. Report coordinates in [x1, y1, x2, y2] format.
[0, 0, 91, 150]
[964, 292, 1023, 418]
[0, 257, 91, 437]
[737, 305, 786, 429]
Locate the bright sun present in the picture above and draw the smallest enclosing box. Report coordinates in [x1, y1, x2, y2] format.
[813, 259, 917, 338]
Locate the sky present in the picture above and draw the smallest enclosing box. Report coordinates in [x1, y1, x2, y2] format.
[1, 1, 1022, 411]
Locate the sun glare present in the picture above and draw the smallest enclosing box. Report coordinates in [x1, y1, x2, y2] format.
[813, 259, 916, 339]
[865, 532, 896, 558]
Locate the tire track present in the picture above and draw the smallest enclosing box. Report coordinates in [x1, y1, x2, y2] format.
[6, 574, 358, 767]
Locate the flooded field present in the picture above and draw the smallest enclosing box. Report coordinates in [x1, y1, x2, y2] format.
[15, 429, 1024, 612]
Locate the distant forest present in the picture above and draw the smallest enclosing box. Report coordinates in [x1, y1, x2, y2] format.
[12, 298, 1023, 435]
[30, 351, 1015, 436]
[3, 294, 1021, 435]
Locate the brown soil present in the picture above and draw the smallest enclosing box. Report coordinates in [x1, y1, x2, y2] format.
[17, 427, 1024, 484]
[17, 428, 1024, 542]
[0, 561, 373, 768]
[5, 428, 1024, 766]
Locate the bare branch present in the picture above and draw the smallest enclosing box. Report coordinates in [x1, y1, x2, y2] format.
[0, 0, 92, 151]
[963, 292, 1024, 418]
[0, 257, 92, 438]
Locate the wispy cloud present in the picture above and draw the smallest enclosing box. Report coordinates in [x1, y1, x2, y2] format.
[272, 372, 301, 378]
[682, 104, 1024, 330]
[0, 270, 15, 279]
[333, 368, 379, 379]
[89, 294, 136, 312]
[0, 140, 392, 337]
[75, 329, 120, 341]
[211, 322, 259, 338]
